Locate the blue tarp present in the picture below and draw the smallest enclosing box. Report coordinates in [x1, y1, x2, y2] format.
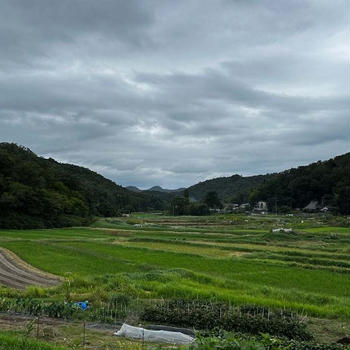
[74, 301, 88, 310]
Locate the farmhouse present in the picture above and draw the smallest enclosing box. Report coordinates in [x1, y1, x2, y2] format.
[253, 201, 268, 214]
[303, 200, 321, 212]
[221, 204, 240, 213]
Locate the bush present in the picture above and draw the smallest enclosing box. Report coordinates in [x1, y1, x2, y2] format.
[189, 332, 347, 350]
[0, 287, 20, 298]
[23, 286, 47, 298]
[0, 297, 129, 323]
[87, 287, 109, 303]
[141, 299, 312, 340]
[95, 274, 140, 296]
[0, 298, 76, 319]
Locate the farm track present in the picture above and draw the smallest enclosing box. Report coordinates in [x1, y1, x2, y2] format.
[0, 248, 61, 289]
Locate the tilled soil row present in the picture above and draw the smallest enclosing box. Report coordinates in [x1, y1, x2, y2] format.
[0, 248, 61, 289]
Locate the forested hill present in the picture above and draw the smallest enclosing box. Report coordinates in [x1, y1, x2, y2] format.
[185, 153, 349, 215]
[187, 174, 276, 202]
[250, 153, 350, 214]
[0, 143, 163, 228]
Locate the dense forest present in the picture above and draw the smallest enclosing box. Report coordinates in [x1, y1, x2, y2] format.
[187, 174, 275, 203]
[250, 153, 350, 214]
[0, 143, 165, 228]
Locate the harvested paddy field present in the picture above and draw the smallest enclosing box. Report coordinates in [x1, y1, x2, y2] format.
[0, 248, 61, 289]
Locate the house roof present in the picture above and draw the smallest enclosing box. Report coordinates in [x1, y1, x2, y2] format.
[303, 200, 320, 210]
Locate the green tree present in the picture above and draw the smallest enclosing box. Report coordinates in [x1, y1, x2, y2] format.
[183, 189, 190, 203]
[171, 196, 188, 215]
[204, 191, 222, 208]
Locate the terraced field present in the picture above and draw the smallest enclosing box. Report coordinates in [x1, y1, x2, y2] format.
[0, 213, 349, 344]
[0, 215, 348, 315]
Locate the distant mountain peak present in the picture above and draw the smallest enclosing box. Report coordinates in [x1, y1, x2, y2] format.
[126, 186, 141, 192]
[148, 186, 163, 191]
[147, 186, 185, 193]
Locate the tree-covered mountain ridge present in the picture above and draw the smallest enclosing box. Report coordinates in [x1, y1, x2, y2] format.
[249, 153, 349, 214]
[0, 143, 164, 228]
[186, 153, 349, 214]
[186, 174, 276, 202]
[126, 153, 349, 214]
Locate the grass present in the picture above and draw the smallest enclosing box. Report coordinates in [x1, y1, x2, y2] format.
[0, 330, 68, 350]
[303, 227, 350, 234]
[119, 240, 241, 258]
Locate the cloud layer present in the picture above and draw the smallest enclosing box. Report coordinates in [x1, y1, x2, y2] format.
[0, 0, 348, 188]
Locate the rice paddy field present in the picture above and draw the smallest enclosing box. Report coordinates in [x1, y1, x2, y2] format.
[0, 212, 349, 347]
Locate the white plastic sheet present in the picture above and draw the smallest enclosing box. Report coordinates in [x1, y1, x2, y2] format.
[114, 323, 195, 345]
[272, 228, 293, 233]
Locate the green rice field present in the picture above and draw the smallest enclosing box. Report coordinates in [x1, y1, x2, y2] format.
[0, 213, 349, 321]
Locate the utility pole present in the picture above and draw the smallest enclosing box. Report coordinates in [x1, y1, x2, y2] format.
[36, 316, 40, 339]
[83, 321, 86, 349]
[274, 197, 277, 215]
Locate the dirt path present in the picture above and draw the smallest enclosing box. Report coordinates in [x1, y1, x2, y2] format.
[0, 248, 61, 289]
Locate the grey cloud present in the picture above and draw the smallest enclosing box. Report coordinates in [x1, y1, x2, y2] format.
[0, 0, 154, 66]
[0, 0, 348, 188]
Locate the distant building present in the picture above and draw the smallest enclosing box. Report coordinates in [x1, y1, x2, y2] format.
[222, 206, 231, 213]
[303, 200, 321, 212]
[320, 206, 336, 213]
[253, 201, 268, 214]
[222, 203, 240, 213]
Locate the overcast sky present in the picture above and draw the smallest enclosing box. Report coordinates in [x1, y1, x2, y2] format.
[0, 0, 348, 189]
